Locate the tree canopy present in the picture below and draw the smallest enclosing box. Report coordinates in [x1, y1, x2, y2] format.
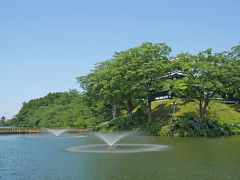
[13, 91, 95, 128]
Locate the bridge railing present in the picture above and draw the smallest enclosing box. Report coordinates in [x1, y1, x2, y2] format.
[0, 128, 90, 135]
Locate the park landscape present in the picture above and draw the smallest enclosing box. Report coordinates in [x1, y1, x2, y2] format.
[1, 42, 240, 180]
[1, 1, 240, 180]
[2, 42, 240, 137]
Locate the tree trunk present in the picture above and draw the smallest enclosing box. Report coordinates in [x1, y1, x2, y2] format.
[199, 99, 204, 124]
[126, 97, 133, 116]
[202, 99, 209, 120]
[199, 99, 209, 123]
[111, 97, 117, 119]
[147, 99, 152, 122]
[112, 104, 117, 119]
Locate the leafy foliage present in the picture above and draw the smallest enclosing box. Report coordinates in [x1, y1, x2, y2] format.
[172, 50, 233, 121]
[13, 91, 95, 128]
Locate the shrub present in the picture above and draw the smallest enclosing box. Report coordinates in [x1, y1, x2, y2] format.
[159, 118, 230, 137]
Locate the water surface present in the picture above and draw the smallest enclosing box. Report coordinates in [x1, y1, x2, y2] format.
[0, 133, 240, 180]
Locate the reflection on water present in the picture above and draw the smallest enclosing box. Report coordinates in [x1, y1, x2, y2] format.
[1, 133, 240, 180]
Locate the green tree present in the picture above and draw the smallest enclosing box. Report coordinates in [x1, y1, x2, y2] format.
[126, 42, 171, 122]
[78, 60, 122, 120]
[78, 42, 172, 122]
[1, 116, 6, 121]
[226, 45, 240, 103]
[174, 49, 231, 122]
[0, 116, 6, 126]
[112, 50, 139, 116]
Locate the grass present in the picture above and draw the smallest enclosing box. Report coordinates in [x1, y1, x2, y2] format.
[151, 99, 240, 124]
[208, 101, 240, 123]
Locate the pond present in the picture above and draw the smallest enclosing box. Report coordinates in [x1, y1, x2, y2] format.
[0, 133, 240, 180]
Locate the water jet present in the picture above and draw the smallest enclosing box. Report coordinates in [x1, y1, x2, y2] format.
[46, 128, 69, 137]
[95, 131, 132, 147]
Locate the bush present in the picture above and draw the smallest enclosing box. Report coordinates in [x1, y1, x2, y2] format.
[159, 118, 230, 137]
[225, 121, 240, 135]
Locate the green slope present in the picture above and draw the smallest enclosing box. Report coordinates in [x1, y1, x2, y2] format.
[151, 99, 240, 123]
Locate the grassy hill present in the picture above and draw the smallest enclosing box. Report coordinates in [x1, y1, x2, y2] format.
[151, 99, 240, 123]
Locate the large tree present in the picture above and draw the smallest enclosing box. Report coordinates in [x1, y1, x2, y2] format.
[124, 42, 171, 122]
[78, 42, 171, 122]
[78, 60, 123, 120]
[225, 45, 240, 103]
[174, 49, 231, 121]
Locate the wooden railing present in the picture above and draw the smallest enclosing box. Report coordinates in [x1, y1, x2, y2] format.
[0, 128, 90, 135]
[0, 128, 41, 135]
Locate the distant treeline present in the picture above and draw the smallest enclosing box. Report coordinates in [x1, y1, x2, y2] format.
[12, 90, 95, 128]
[0, 116, 12, 126]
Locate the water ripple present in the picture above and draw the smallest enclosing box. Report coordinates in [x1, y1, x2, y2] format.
[65, 143, 169, 153]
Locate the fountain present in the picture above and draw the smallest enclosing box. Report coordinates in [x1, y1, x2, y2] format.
[46, 129, 69, 137]
[25, 128, 87, 139]
[95, 131, 131, 147]
[65, 131, 169, 153]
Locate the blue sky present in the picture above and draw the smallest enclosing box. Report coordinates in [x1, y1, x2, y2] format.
[0, 0, 240, 118]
